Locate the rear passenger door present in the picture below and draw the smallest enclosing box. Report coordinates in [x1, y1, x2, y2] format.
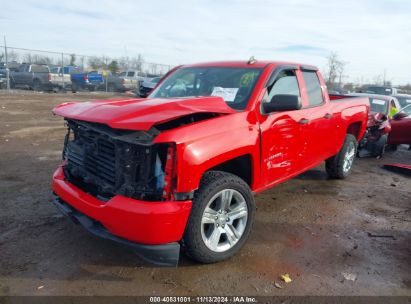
[300, 69, 336, 165]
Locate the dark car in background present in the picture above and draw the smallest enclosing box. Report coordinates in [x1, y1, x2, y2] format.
[360, 86, 399, 96]
[138, 76, 161, 97]
[9, 63, 54, 91]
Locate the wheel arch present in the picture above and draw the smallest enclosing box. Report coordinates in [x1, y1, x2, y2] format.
[206, 154, 253, 187]
[346, 121, 363, 141]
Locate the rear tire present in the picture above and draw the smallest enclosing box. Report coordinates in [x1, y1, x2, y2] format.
[326, 134, 357, 179]
[108, 84, 116, 92]
[71, 82, 78, 93]
[32, 79, 42, 91]
[183, 171, 255, 264]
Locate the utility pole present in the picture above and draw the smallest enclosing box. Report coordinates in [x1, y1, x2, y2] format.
[4, 36, 10, 91]
[61, 52, 65, 91]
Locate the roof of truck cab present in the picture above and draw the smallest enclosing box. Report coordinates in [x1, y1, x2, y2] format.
[182, 60, 316, 69]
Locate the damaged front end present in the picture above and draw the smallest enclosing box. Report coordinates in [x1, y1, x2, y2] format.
[62, 119, 175, 202]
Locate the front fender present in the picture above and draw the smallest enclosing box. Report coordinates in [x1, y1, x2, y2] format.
[153, 112, 260, 193]
[175, 126, 260, 193]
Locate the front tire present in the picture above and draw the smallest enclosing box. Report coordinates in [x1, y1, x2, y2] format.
[326, 134, 357, 179]
[183, 171, 255, 263]
[108, 84, 116, 92]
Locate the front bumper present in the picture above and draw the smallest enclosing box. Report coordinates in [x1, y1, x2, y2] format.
[85, 81, 103, 88]
[52, 166, 192, 266]
[121, 83, 138, 90]
[53, 197, 181, 266]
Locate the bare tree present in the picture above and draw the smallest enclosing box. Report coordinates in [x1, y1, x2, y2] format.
[88, 56, 105, 70]
[31, 54, 54, 65]
[69, 54, 76, 66]
[118, 56, 130, 70]
[22, 52, 32, 63]
[6, 49, 19, 62]
[130, 54, 144, 71]
[325, 52, 345, 90]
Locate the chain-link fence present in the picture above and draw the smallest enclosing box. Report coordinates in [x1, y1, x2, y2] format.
[0, 44, 173, 92]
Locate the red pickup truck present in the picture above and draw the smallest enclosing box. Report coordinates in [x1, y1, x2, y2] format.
[52, 60, 369, 266]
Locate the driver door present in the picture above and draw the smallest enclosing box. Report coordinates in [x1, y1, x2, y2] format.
[259, 68, 310, 186]
[388, 114, 411, 145]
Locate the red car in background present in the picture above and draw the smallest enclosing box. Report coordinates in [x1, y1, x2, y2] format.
[330, 93, 411, 154]
[388, 104, 411, 147]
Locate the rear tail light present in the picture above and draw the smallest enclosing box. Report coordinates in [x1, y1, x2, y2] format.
[83, 74, 88, 81]
[162, 144, 177, 200]
[48, 73, 51, 81]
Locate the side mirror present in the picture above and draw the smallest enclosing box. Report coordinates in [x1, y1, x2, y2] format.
[393, 112, 408, 120]
[263, 94, 301, 114]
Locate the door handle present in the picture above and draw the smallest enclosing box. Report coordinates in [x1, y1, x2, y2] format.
[298, 118, 310, 125]
[324, 113, 332, 119]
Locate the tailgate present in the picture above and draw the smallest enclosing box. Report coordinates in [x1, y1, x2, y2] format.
[123, 77, 139, 87]
[87, 73, 103, 84]
[50, 73, 71, 84]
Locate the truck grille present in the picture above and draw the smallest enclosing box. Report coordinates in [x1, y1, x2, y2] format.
[67, 136, 116, 186]
[63, 119, 164, 201]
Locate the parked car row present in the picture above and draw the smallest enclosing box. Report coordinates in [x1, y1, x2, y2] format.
[2, 63, 103, 92]
[0, 61, 162, 93]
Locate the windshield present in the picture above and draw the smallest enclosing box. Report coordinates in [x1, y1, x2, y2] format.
[366, 86, 392, 96]
[31, 65, 50, 73]
[396, 96, 411, 108]
[150, 67, 263, 110]
[401, 104, 411, 115]
[369, 98, 389, 114]
[152, 77, 161, 83]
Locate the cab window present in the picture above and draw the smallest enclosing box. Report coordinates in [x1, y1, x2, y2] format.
[263, 70, 300, 103]
[302, 71, 323, 107]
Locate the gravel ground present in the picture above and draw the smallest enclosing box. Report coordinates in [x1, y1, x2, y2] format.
[0, 91, 410, 296]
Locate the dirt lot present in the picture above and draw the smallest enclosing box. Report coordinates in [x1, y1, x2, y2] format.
[0, 91, 410, 296]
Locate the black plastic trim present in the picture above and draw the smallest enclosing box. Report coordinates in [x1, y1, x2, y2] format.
[300, 65, 318, 71]
[52, 196, 180, 267]
[174, 191, 195, 200]
[265, 64, 299, 88]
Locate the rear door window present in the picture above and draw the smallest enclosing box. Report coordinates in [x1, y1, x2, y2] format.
[302, 71, 323, 107]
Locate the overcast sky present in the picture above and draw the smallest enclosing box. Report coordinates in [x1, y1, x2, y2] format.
[1, 0, 411, 84]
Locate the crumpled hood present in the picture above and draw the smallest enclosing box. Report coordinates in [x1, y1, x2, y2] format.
[53, 96, 236, 131]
